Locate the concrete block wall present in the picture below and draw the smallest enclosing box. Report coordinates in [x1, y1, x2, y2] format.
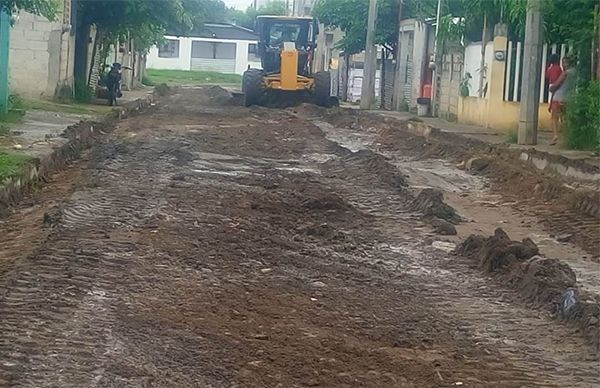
[438, 50, 463, 121]
[9, 9, 74, 99]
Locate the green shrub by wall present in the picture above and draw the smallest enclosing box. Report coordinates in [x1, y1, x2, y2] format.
[564, 80, 600, 152]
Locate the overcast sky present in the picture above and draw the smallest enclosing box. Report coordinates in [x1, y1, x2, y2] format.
[223, 0, 254, 10]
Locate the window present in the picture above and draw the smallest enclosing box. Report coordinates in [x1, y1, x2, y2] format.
[248, 43, 260, 62]
[215, 43, 236, 59]
[191, 41, 236, 60]
[158, 39, 180, 58]
[269, 23, 302, 45]
[192, 41, 213, 58]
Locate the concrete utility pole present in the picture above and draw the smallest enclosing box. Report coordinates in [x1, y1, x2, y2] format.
[392, 0, 404, 110]
[0, 11, 10, 115]
[431, 0, 443, 117]
[518, 0, 543, 145]
[360, 0, 378, 109]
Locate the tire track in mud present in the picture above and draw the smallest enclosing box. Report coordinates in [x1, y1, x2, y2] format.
[314, 116, 600, 386]
[0, 88, 598, 387]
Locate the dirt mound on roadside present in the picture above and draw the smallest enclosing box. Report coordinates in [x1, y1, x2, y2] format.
[411, 189, 461, 224]
[558, 290, 600, 352]
[455, 228, 600, 351]
[519, 256, 576, 305]
[323, 149, 408, 190]
[456, 228, 540, 273]
[348, 149, 408, 189]
[204, 85, 234, 105]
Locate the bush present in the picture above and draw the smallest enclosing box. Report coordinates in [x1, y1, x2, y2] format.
[8, 94, 26, 111]
[505, 129, 518, 144]
[564, 80, 600, 152]
[142, 75, 155, 86]
[74, 78, 94, 103]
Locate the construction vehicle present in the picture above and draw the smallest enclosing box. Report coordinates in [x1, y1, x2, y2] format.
[242, 15, 334, 107]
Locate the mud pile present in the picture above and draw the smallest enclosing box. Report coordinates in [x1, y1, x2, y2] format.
[203, 85, 235, 105]
[411, 188, 461, 224]
[456, 228, 599, 351]
[323, 149, 408, 190]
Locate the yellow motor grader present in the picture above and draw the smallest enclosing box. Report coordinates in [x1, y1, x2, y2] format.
[242, 15, 334, 107]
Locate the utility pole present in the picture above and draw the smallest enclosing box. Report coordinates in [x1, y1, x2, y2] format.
[431, 0, 443, 117]
[0, 10, 10, 115]
[518, 0, 543, 145]
[360, 0, 378, 109]
[392, 0, 404, 110]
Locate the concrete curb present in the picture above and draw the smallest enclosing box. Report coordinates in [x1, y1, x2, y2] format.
[404, 118, 600, 184]
[360, 111, 600, 219]
[0, 94, 154, 216]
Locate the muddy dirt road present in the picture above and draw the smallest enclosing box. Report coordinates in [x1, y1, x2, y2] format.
[0, 87, 598, 387]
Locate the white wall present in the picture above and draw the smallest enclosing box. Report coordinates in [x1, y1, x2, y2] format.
[147, 36, 193, 71]
[146, 36, 260, 75]
[463, 41, 494, 97]
[348, 69, 381, 102]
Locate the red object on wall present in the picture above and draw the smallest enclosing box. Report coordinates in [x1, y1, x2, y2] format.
[422, 84, 432, 98]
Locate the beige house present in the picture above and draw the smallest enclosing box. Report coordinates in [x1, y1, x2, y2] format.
[9, 0, 75, 99]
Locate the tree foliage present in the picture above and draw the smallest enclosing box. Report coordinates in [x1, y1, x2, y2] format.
[78, 0, 235, 54]
[0, 0, 58, 20]
[228, 1, 288, 30]
[77, 0, 192, 52]
[314, 0, 438, 55]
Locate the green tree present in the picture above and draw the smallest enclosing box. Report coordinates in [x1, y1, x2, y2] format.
[229, 1, 288, 30]
[74, 0, 237, 84]
[0, 0, 58, 19]
[314, 0, 437, 56]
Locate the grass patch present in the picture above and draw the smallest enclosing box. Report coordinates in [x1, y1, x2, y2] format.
[505, 129, 518, 144]
[0, 110, 25, 124]
[144, 69, 242, 86]
[0, 94, 27, 125]
[0, 151, 33, 181]
[25, 99, 112, 115]
[74, 78, 94, 103]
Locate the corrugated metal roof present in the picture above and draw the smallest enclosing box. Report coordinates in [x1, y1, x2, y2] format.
[168, 23, 258, 41]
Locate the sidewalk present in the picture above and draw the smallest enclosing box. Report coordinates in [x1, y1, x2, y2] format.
[1, 87, 154, 158]
[0, 87, 154, 213]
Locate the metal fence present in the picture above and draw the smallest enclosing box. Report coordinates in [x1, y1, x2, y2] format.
[503, 42, 571, 103]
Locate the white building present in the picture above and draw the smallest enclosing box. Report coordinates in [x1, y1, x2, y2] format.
[146, 23, 260, 75]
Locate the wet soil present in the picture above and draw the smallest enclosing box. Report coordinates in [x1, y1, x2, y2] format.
[0, 87, 598, 387]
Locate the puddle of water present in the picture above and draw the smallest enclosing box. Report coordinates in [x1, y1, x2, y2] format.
[191, 169, 249, 177]
[312, 120, 375, 152]
[276, 166, 319, 174]
[431, 241, 457, 253]
[389, 157, 486, 193]
[301, 153, 337, 164]
[314, 121, 486, 194]
[190, 152, 319, 176]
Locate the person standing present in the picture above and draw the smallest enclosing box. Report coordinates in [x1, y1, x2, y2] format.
[545, 54, 562, 110]
[105, 63, 123, 107]
[549, 56, 576, 145]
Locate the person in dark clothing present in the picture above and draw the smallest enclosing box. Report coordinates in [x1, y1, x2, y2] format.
[105, 63, 123, 106]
